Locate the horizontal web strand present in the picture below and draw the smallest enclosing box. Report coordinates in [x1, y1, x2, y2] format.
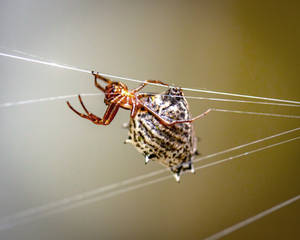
[1, 51, 299, 105]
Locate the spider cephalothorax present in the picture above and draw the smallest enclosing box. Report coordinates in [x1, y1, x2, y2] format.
[67, 72, 210, 181]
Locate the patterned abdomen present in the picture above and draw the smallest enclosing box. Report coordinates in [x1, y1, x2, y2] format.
[126, 87, 198, 181]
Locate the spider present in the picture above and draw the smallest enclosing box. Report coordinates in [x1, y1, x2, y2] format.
[66, 71, 211, 126]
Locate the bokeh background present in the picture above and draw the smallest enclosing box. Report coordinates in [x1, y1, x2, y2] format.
[0, 0, 299, 239]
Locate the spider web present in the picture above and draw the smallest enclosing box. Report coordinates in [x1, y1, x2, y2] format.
[0, 50, 299, 239]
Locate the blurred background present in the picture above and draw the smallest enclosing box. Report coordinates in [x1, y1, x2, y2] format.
[0, 0, 299, 239]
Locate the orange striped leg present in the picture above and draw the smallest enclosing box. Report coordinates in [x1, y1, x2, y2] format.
[133, 80, 169, 93]
[66, 95, 120, 125]
[141, 102, 211, 126]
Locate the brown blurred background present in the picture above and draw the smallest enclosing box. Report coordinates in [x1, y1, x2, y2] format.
[0, 0, 299, 239]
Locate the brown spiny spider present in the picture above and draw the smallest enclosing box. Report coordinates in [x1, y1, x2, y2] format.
[66, 71, 210, 126]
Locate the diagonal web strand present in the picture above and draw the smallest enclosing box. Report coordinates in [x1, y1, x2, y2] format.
[0, 129, 298, 231]
[203, 195, 300, 240]
[1, 51, 300, 105]
[210, 108, 300, 119]
[1, 93, 300, 108]
[0, 93, 101, 108]
[1, 94, 299, 119]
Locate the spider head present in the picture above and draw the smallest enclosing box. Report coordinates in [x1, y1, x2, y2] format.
[104, 81, 129, 104]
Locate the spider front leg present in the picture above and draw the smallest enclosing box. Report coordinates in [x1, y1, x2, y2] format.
[92, 71, 112, 92]
[66, 95, 120, 125]
[133, 80, 169, 93]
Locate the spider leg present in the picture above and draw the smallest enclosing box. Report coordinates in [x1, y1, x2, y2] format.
[92, 71, 111, 92]
[77, 95, 90, 115]
[66, 100, 90, 120]
[111, 95, 125, 104]
[94, 79, 105, 92]
[101, 103, 120, 125]
[133, 80, 169, 93]
[130, 100, 138, 118]
[92, 71, 111, 83]
[68, 95, 98, 121]
[188, 109, 211, 122]
[163, 108, 211, 126]
[139, 100, 211, 126]
[67, 97, 102, 124]
[137, 93, 155, 99]
[66, 95, 120, 125]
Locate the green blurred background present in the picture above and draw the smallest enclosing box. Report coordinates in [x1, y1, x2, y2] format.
[0, 0, 299, 239]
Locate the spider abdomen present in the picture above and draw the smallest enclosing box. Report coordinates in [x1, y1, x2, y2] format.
[126, 88, 198, 181]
